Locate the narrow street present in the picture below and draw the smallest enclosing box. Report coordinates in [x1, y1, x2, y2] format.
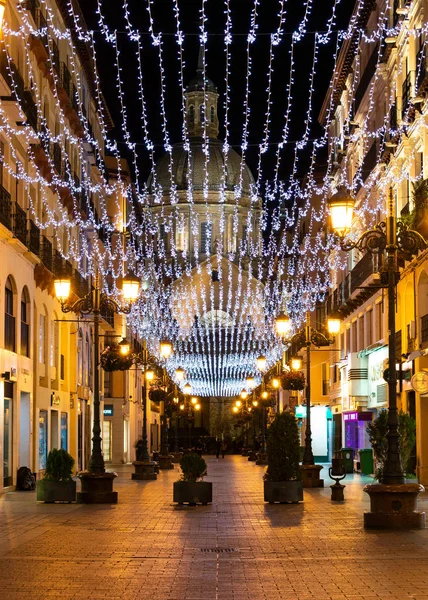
[0, 457, 428, 599]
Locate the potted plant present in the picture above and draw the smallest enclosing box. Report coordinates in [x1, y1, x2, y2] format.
[100, 347, 134, 372]
[264, 411, 303, 503]
[173, 453, 212, 505]
[367, 409, 416, 481]
[36, 448, 76, 503]
[280, 370, 305, 391]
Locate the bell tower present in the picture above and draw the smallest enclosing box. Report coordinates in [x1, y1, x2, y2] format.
[184, 46, 219, 139]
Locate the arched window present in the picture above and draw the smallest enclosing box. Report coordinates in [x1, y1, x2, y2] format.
[39, 306, 47, 365]
[199, 104, 204, 123]
[189, 105, 195, 125]
[5, 277, 15, 352]
[20, 286, 30, 357]
[210, 106, 215, 123]
[85, 333, 90, 386]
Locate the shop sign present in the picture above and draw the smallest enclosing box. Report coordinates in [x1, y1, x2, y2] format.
[103, 404, 114, 416]
[295, 405, 307, 418]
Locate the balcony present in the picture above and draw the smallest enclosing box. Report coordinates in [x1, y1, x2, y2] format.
[327, 253, 380, 318]
[401, 70, 415, 122]
[12, 202, 27, 246]
[28, 220, 40, 255]
[416, 46, 428, 95]
[354, 43, 379, 114]
[28, 6, 49, 67]
[41, 235, 52, 271]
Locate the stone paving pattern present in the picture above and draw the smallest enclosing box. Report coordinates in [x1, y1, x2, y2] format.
[1, 456, 428, 599]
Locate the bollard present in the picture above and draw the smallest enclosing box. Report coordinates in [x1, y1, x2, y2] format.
[329, 466, 346, 501]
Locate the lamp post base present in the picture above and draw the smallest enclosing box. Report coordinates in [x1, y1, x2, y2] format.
[300, 464, 324, 488]
[77, 471, 118, 504]
[159, 455, 175, 470]
[363, 483, 425, 529]
[132, 461, 158, 480]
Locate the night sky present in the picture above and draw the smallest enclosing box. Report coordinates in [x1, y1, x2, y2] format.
[79, 1, 356, 186]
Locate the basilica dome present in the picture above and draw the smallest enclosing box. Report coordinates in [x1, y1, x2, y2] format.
[149, 138, 255, 196]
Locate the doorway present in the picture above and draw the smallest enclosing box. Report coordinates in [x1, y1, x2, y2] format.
[19, 392, 31, 468]
[3, 382, 14, 487]
[51, 410, 59, 449]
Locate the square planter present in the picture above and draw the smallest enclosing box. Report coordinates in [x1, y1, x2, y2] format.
[173, 481, 212, 505]
[264, 480, 303, 503]
[36, 479, 76, 503]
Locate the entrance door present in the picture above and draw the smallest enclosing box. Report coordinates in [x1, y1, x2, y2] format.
[51, 410, 59, 449]
[19, 392, 31, 468]
[38, 410, 48, 470]
[3, 382, 14, 487]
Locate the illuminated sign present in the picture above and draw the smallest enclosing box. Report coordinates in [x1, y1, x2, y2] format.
[103, 404, 114, 416]
[295, 405, 307, 418]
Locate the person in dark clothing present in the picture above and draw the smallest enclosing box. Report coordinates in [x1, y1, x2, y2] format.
[216, 439, 221, 459]
[221, 441, 227, 458]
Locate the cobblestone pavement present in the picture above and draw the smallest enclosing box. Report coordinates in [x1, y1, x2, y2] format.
[1, 456, 428, 600]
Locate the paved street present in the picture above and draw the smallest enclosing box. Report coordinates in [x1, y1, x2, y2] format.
[1, 456, 428, 600]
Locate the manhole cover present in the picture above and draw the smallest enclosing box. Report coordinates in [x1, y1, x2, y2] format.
[200, 548, 236, 553]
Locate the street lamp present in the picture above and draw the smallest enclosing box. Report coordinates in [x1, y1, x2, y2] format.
[240, 389, 248, 400]
[275, 310, 336, 488]
[256, 355, 267, 372]
[158, 340, 174, 466]
[54, 272, 139, 503]
[132, 343, 157, 481]
[183, 382, 192, 395]
[328, 186, 426, 528]
[118, 337, 130, 356]
[290, 356, 303, 371]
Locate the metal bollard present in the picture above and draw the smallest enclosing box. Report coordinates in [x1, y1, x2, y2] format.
[329, 466, 346, 501]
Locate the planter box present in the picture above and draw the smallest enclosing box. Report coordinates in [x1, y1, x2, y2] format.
[173, 481, 212, 505]
[264, 480, 303, 504]
[36, 479, 76, 503]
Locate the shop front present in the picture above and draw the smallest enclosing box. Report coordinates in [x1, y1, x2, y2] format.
[343, 410, 372, 452]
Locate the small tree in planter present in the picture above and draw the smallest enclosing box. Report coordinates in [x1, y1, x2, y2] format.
[36, 448, 76, 503]
[264, 411, 303, 503]
[367, 409, 416, 480]
[173, 453, 212, 505]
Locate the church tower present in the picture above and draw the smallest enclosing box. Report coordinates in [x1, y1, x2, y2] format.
[184, 46, 219, 139]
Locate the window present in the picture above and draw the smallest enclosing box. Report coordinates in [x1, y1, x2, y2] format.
[20, 287, 30, 357]
[159, 224, 168, 253]
[351, 321, 358, 353]
[340, 332, 345, 359]
[175, 224, 187, 252]
[366, 309, 373, 347]
[189, 105, 195, 125]
[50, 319, 58, 369]
[39, 313, 46, 364]
[5, 277, 15, 352]
[359, 316, 365, 350]
[199, 104, 204, 123]
[85, 333, 90, 386]
[346, 328, 351, 356]
[210, 106, 215, 123]
[200, 222, 212, 254]
[376, 302, 383, 341]
[77, 330, 83, 385]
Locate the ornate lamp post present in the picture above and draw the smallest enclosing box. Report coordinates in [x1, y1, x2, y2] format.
[132, 340, 157, 481]
[275, 311, 339, 488]
[158, 340, 174, 469]
[328, 186, 426, 528]
[54, 273, 140, 503]
[172, 368, 185, 459]
[179, 397, 201, 450]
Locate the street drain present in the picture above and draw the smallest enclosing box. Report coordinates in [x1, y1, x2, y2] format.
[200, 548, 236, 553]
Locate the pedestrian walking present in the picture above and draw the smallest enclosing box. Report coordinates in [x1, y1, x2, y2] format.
[216, 439, 221, 459]
[221, 440, 227, 459]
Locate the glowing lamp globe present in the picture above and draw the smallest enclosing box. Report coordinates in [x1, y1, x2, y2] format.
[233, 406, 239, 413]
[261, 391, 268, 400]
[275, 311, 291, 337]
[271, 378, 280, 389]
[256, 355, 267, 372]
[290, 356, 303, 371]
[145, 369, 155, 381]
[175, 368, 185, 381]
[252, 400, 258, 407]
[183, 383, 192, 395]
[122, 275, 140, 302]
[191, 396, 198, 405]
[195, 403, 201, 411]
[328, 187, 355, 238]
[235, 400, 242, 407]
[327, 314, 342, 336]
[240, 389, 248, 400]
[118, 337, 130, 356]
[54, 278, 71, 303]
[159, 340, 173, 359]
[246, 376, 255, 389]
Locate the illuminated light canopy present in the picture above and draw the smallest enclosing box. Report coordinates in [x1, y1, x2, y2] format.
[327, 187, 355, 238]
